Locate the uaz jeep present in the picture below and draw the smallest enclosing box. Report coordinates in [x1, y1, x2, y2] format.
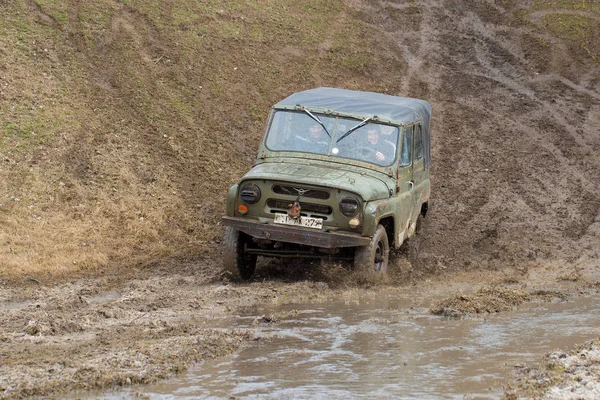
[222, 87, 431, 279]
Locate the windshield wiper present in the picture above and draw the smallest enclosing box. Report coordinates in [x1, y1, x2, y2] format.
[336, 116, 376, 143]
[301, 108, 331, 138]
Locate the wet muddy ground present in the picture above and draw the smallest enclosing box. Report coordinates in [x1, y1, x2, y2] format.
[1, 258, 599, 399]
[90, 291, 600, 399]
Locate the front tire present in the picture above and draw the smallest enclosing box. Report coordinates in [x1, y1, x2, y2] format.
[354, 224, 389, 275]
[223, 227, 257, 281]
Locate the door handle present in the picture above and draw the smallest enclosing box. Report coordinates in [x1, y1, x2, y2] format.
[409, 180, 414, 189]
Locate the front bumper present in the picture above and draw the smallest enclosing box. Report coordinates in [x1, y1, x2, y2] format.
[222, 216, 370, 248]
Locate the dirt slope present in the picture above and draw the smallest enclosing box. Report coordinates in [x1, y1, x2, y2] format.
[0, 0, 411, 277]
[355, 0, 600, 273]
[0, 1, 599, 275]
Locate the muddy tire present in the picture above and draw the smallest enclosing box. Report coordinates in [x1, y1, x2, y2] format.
[223, 227, 257, 281]
[354, 224, 389, 275]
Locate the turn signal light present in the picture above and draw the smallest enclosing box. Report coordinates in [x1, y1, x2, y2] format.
[349, 218, 360, 228]
[237, 204, 249, 215]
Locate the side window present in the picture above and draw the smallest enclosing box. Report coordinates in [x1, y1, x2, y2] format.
[415, 123, 423, 160]
[400, 126, 413, 166]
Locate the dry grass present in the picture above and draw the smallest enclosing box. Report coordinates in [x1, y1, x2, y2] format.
[0, 0, 405, 279]
[1, 0, 598, 280]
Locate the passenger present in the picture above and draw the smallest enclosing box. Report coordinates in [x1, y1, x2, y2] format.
[294, 124, 329, 152]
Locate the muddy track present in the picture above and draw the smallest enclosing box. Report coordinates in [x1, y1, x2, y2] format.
[1, 257, 597, 399]
[1, 0, 599, 398]
[353, 0, 600, 272]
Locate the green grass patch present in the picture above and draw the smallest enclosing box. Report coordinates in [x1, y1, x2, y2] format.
[2, 121, 23, 136]
[0, 122, 50, 151]
[34, 0, 69, 26]
[542, 13, 600, 62]
[543, 13, 595, 40]
[534, 0, 600, 12]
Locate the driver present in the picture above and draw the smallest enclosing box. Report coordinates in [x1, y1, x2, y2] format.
[366, 126, 396, 162]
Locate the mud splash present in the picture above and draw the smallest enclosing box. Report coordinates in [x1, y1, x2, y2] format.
[92, 292, 600, 399]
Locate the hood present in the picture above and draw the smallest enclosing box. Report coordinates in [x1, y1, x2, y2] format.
[242, 161, 393, 201]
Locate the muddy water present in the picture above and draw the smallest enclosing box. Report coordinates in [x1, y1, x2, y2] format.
[97, 292, 600, 399]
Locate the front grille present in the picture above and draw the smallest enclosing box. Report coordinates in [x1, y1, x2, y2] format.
[272, 184, 330, 200]
[266, 199, 333, 215]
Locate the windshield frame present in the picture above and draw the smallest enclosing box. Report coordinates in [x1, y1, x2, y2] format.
[263, 109, 401, 168]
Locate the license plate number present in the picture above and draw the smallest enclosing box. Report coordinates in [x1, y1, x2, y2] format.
[273, 213, 323, 229]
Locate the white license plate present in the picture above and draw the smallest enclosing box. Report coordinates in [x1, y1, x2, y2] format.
[273, 213, 323, 229]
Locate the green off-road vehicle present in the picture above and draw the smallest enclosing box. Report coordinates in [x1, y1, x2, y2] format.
[222, 87, 431, 279]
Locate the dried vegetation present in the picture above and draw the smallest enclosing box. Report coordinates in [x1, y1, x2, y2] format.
[0, 0, 401, 279]
[1, 0, 599, 281]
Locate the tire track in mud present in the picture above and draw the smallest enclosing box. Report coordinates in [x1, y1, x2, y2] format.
[463, 5, 600, 256]
[354, 0, 444, 98]
[355, 0, 600, 269]
[530, 74, 600, 101]
[394, 1, 444, 98]
[24, 0, 59, 28]
[464, 16, 598, 193]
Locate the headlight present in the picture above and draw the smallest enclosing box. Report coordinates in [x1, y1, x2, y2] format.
[240, 183, 261, 204]
[339, 196, 360, 217]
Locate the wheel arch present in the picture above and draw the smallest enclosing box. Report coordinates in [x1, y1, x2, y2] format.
[378, 216, 395, 247]
[420, 201, 429, 217]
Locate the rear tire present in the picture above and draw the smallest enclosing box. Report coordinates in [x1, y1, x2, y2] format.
[354, 224, 389, 275]
[223, 227, 257, 281]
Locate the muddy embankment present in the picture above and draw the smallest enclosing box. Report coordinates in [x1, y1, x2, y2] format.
[1, 0, 600, 399]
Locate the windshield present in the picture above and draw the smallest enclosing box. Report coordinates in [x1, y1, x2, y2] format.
[265, 110, 399, 167]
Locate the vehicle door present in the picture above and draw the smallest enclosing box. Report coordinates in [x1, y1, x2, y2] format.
[411, 122, 426, 219]
[395, 125, 414, 246]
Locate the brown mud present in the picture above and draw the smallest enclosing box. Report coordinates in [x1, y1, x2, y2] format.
[504, 338, 600, 399]
[1, 257, 599, 399]
[1, 0, 599, 398]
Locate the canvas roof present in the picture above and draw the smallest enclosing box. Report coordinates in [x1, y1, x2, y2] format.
[273, 87, 431, 126]
[273, 87, 432, 169]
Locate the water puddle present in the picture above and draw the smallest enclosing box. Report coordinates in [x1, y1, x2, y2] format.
[86, 290, 121, 304]
[0, 300, 30, 311]
[93, 292, 600, 399]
